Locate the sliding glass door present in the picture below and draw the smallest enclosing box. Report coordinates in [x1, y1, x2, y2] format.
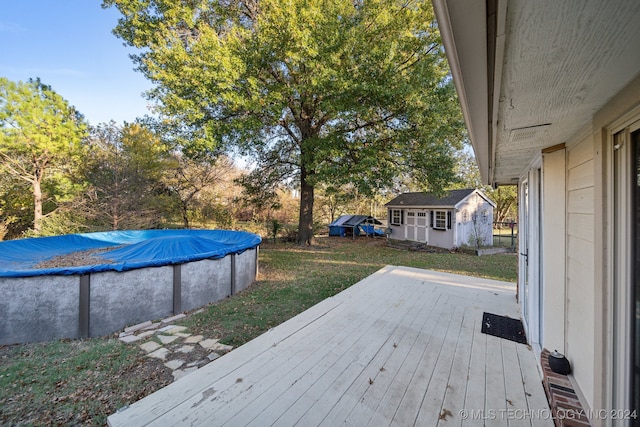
[632, 130, 640, 420]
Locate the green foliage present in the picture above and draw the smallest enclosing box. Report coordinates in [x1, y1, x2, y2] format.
[449, 148, 518, 225]
[163, 154, 236, 228]
[450, 146, 484, 190]
[269, 219, 282, 243]
[78, 122, 177, 230]
[487, 185, 518, 223]
[0, 77, 87, 235]
[104, 0, 466, 244]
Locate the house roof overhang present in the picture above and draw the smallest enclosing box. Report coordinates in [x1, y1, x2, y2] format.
[432, 0, 494, 184]
[433, 0, 640, 186]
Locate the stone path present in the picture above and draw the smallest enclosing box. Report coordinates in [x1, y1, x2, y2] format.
[118, 312, 234, 382]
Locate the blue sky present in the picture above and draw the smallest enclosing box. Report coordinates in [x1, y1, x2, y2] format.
[0, 1, 154, 126]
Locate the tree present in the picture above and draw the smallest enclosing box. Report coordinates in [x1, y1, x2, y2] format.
[104, 0, 465, 244]
[164, 153, 236, 228]
[0, 78, 87, 234]
[450, 147, 517, 224]
[450, 147, 483, 190]
[490, 185, 517, 223]
[0, 171, 31, 239]
[80, 122, 175, 230]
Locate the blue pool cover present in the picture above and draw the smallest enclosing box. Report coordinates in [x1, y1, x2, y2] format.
[0, 229, 262, 277]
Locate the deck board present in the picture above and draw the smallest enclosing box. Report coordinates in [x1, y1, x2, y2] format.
[108, 266, 552, 427]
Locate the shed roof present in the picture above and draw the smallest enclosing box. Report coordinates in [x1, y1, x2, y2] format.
[385, 189, 495, 208]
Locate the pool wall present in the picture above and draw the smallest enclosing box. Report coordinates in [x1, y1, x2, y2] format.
[0, 248, 259, 345]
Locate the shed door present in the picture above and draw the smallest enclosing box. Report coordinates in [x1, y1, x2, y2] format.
[405, 211, 416, 240]
[405, 210, 428, 242]
[416, 211, 428, 242]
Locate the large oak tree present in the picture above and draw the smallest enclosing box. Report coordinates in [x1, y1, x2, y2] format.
[104, 0, 465, 244]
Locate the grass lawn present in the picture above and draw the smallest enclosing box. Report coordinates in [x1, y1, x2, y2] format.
[0, 237, 517, 426]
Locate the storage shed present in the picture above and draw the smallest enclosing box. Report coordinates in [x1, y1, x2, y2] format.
[385, 189, 495, 249]
[328, 215, 383, 237]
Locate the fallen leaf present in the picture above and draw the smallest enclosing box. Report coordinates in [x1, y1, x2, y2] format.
[439, 409, 453, 420]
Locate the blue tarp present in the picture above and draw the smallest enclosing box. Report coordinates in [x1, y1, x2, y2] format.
[360, 225, 385, 236]
[0, 229, 262, 278]
[328, 215, 383, 237]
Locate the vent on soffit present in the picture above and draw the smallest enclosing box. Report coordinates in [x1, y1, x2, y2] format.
[508, 123, 552, 145]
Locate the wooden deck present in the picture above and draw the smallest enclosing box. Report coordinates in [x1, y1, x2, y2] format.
[108, 266, 552, 427]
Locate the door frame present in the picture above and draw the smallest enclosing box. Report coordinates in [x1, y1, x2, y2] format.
[607, 117, 640, 420]
[519, 157, 543, 354]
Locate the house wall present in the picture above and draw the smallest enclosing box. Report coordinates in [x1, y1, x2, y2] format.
[541, 148, 566, 355]
[387, 208, 455, 249]
[428, 225, 454, 249]
[564, 128, 596, 410]
[455, 195, 494, 247]
[545, 73, 640, 418]
[388, 196, 494, 250]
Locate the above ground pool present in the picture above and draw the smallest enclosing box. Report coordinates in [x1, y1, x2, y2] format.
[0, 229, 261, 345]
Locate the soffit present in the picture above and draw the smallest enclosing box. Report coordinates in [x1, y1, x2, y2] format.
[493, 0, 640, 184]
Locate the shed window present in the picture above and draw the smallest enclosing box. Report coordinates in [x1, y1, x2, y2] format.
[434, 210, 447, 230]
[390, 209, 402, 225]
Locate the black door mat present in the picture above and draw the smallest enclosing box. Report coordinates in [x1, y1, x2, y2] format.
[481, 312, 527, 344]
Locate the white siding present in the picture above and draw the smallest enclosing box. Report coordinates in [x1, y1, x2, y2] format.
[565, 134, 595, 409]
[455, 195, 494, 248]
[541, 149, 566, 353]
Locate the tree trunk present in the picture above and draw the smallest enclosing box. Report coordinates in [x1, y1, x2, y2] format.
[297, 165, 315, 245]
[32, 158, 46, 234]
[33, 178, 43, 234]
[181, 200, 190, 228]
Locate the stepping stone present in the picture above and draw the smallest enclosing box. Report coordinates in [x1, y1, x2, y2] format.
[174, 332, 191, 338]
[147, 347, 170, 360]
[157, 335, 179, 345]
[176, 345, 195, 354]
[139, 341, 161, 353]
[198, 338, 220, 350]
[125, 320, 151, 333]
[140, 322, 161, 331]
[119, 335, 141, 344]
[172, 367, 198, 381]
[164, 359, 185, 370]
[137, 330, 155, 339]
[162, 313, 186, 324]
[184, 335, 204, 344]
[207, 352, 221, 362]
[211, 343, 233, 352]
[158, 325, 188, 334]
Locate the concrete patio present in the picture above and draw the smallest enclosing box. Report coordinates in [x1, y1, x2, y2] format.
[108, 265, 552, 426]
